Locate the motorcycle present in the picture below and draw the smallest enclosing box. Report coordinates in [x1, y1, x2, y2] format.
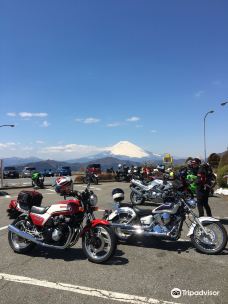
[130, 176, 173, 205]
[8, 185, 117, 263]
[31, 172, 44, 189]
[115, 166, 131, 182]
[104, 189, 227, 254]
[83, 172, 99, 185]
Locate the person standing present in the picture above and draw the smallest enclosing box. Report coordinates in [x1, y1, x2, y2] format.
[195, 159, 213, 217]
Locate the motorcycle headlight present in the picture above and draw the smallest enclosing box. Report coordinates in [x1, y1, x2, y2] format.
[186, 198, 197, 209]
[89, 192, 98, 206]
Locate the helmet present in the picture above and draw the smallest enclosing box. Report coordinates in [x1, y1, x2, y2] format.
[187, 158, 201, 168]
[118, 164, 122, 169]
[54, 176, 73, 195]
[112, 188, 124, 202]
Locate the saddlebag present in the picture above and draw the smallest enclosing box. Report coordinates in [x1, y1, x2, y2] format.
[17, 190, 43, 210]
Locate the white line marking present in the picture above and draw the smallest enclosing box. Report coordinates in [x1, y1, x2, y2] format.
[0, 273, 179, 304]
[81, 185, 102, 191]
[0, 226, 8, 231]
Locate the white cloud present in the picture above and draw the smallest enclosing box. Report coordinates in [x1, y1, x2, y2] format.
[126, 116, 140, 122]
[0, 142, 16, 149]
[107, 122, 123, 127]
[84, 117, 100, 124]
[36, 140, 45, 144]
[150, 130, 157, 133]
[7, 112, 17, 117]
[21, 146, 34, 151]
[75, 117, 100, 124]
[19, 112, 48, 118]
[194, 90, 204, 98]
[41, 121, 50, 128]
[40, 143, 104, 159]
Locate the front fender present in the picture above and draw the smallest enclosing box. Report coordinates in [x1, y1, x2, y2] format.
[187, 217, 220, 237]
[80, 219, 110, 237]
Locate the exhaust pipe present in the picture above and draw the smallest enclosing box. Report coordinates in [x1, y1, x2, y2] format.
[8, 224, 73, 250]
[110, 223, 169, 237]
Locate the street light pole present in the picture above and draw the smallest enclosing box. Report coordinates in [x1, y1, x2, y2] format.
[221, 101, 228, 151]
[204, 110, 214, 162]
[0, 124, 15, 188]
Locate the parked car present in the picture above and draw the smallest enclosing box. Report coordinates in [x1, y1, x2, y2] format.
[3, 166, 20, 179]
[21, 167, 36, 178]
[86, 164, 101, 175]
[56, 166, 71, 176]
[41, 169, 55, 177]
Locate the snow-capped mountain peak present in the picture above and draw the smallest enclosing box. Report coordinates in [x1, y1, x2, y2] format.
[106, 141, 150, 158]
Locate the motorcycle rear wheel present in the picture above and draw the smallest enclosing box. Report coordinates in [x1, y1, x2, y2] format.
[82, 225, 116, 263]
[8, 218, 36, 254]
[111, 213, 134, 241]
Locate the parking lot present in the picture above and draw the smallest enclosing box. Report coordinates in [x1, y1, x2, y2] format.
[0, 182, 228, 304]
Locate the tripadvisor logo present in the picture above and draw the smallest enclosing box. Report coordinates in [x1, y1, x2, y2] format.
[171, 288, 182, 299]
[171, 288, 220, 298]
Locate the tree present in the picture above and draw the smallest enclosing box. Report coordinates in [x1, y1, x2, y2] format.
[218, 151, 228, 169]
[208, 153, 220, 169]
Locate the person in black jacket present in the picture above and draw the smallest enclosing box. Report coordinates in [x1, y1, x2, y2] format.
[195, 159, 213, 217]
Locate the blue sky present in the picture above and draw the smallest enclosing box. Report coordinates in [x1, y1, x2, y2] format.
[0, 0, 228, 160]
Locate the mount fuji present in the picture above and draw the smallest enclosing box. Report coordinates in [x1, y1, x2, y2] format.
[67, 141, 163, 163]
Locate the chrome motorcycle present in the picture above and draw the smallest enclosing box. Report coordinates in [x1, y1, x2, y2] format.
[104, 189, 227, 255]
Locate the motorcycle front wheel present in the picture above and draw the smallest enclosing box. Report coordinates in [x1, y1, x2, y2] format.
[130, 191, 145, 205]
[82, 225, 116, 263]
[191, 222, 227, 254]
[93, 177, 98, 185]
[8, 218, 36, 254]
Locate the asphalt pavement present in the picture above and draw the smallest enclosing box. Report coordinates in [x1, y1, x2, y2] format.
[0, 182, 228, 304]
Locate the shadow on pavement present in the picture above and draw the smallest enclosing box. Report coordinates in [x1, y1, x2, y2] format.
[119, 236, 193, 253]
[26, 246, 129, 265]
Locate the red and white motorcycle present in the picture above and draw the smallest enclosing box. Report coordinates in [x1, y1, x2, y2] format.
[8, 185, 117, 263]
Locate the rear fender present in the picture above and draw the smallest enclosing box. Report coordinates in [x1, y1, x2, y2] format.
[8, 200, 17, 209]
[80, 219, 110, 237]
[107, 207, 136, 221]
[187, 217, 220, 237]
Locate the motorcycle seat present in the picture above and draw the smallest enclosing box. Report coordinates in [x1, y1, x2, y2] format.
[133, 207, 152, 216]
[30, 206, 49, 214]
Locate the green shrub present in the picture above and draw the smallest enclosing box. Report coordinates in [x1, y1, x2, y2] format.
[218, 151, 228, 168]
[217, 165, 228, 188]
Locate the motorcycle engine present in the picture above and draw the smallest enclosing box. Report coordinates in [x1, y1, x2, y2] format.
[43, 216, 70, 243]
[151, 213, 172, 233]
[154, 213, 171, 225]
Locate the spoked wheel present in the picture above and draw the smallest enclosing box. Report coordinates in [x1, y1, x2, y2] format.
[191, 222, 227, 254]
[112, 213, 134, 241]
[82, 225, 116, 263]
[130, 190, 145, 205]
[8, 218, 36, 253]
